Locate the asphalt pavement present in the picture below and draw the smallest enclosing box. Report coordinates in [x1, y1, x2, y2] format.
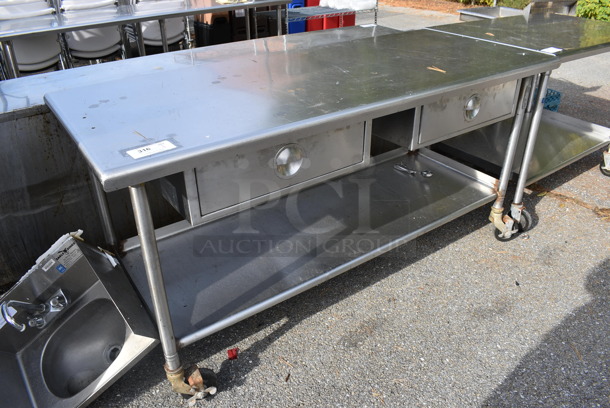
[92, 6, 610, 408]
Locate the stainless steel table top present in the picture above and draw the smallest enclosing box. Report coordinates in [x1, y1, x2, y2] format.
[430, 14, 610, 62]
[0, 0, 290, 40]
[44, 28, 558, 192]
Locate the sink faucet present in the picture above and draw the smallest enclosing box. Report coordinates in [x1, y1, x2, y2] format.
[1, 289, 68, 332]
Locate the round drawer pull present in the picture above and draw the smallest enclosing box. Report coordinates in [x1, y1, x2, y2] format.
[274, 144, 305, 179]
[464, 94, 482, 121]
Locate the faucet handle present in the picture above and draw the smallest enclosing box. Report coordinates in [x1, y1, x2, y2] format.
[49, 295, 67, 310]
[1, 302, 26, 332]
[28, 316, 46, 329]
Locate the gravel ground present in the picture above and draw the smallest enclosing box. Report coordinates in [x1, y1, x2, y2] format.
[92, 8, 610, 408]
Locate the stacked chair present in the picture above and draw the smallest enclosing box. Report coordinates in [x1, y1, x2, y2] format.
[137, 0, 188, 53]
[61, 0, 124, 62]
[0, 0, 62, 72]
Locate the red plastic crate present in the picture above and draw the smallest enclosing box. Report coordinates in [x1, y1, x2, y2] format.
[323, 12, 355, 29]
[342, 12, 356, 27]
[306, 0, 324, 31]
[306, 0, 356, 31]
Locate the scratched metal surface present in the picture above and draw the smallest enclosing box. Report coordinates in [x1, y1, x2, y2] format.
[430, 14, 610, 62]
[44, 28, 556, 191]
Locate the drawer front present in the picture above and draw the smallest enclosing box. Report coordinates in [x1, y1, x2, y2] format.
[196, 122, 365, 217]
[418, 80, 519, 147]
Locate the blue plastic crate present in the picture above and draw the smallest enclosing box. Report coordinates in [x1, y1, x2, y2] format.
[288, 0, 306, 34]
[543, 88, 561, 112]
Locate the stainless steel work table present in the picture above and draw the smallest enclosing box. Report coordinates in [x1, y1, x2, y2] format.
[428, 14, 610, 187]
[44, 27, 559, 392]
[0, 0, 291, 78]
[46, 29, 557, 191]
[429, 13, 610, 63]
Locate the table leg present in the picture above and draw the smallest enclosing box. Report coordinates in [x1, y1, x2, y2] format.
[129, 184, 181, 372]
[159, 19, 169, 53]
[135, 22, 147, 56]
[276, 6, 283, 36]
[245, 8, 251, 40]
[119, 25, 131, 59]
[509, 71, 551, 222]
[511, 71, 551, 210]
[58, 33, 74, 70]
[253, 7, 258, 39]
[489, 76, 533, 238]
[183, 16, 193, 49]
[90, 170, 118, 247]
[1, 40, 20, 79]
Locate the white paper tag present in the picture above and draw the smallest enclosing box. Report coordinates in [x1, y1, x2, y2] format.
[42, 259, 55, 272]
[126, 140, 177, 159]
[540, 47, 563, 54]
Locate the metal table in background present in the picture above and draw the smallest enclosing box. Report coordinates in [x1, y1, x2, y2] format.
[429, 13, 610, 63]
[0, 0, 291, 78]
[428, 14, 610, 222]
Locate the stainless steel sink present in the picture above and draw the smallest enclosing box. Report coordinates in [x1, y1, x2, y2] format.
[42, 298, 126, 398]
[0, 236, 158, 408]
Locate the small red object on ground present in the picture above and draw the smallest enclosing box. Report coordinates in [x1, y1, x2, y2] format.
[227, 348, 239, 360]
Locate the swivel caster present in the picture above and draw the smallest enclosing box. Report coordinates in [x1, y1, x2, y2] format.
[493, 209, 532, 242]
[600, 162, 610, 177]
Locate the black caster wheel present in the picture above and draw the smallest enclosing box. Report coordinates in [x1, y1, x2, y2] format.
[600, 162, 610, 177]
[493, 209, 532, 241]
[517, 209, 533, 233]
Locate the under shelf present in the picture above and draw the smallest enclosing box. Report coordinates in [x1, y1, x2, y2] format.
[121, 149, 497, 347]
[437, 110, 610, 185]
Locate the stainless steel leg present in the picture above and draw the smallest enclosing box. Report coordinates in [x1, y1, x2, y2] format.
[253, 8, 258, 39]
[135, 22, 146, 57]
[526, 73, 540, 113]
[159, 19, 169, 53]
[119, 25, 130, 59]
[511, 71, 551, 211]
[183, 16, 193, 49]
[245, 8, 251, 40]
[489, 76, 534, 238]
[276, 6, 283, 36]
[90, 171, 118, 247]
[58, 33, 74, 70]
[129, 184, 181, 372]
[374, 0, 378, 25]
[1, 40, 20, 79]
[492, 76, 534, 210]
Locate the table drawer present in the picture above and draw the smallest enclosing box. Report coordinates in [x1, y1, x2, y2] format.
[417, 80, 519, 147]
[195, 122, 366, 219]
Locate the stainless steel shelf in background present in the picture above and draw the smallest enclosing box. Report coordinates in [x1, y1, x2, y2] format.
[257, 6, 374, 22]
[0, 0, 290, 40]
[0, 0, 291, 79]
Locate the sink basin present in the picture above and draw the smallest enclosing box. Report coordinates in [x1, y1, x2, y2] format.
[0, 237, 158, 408]
[42, 298, 126, 398]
